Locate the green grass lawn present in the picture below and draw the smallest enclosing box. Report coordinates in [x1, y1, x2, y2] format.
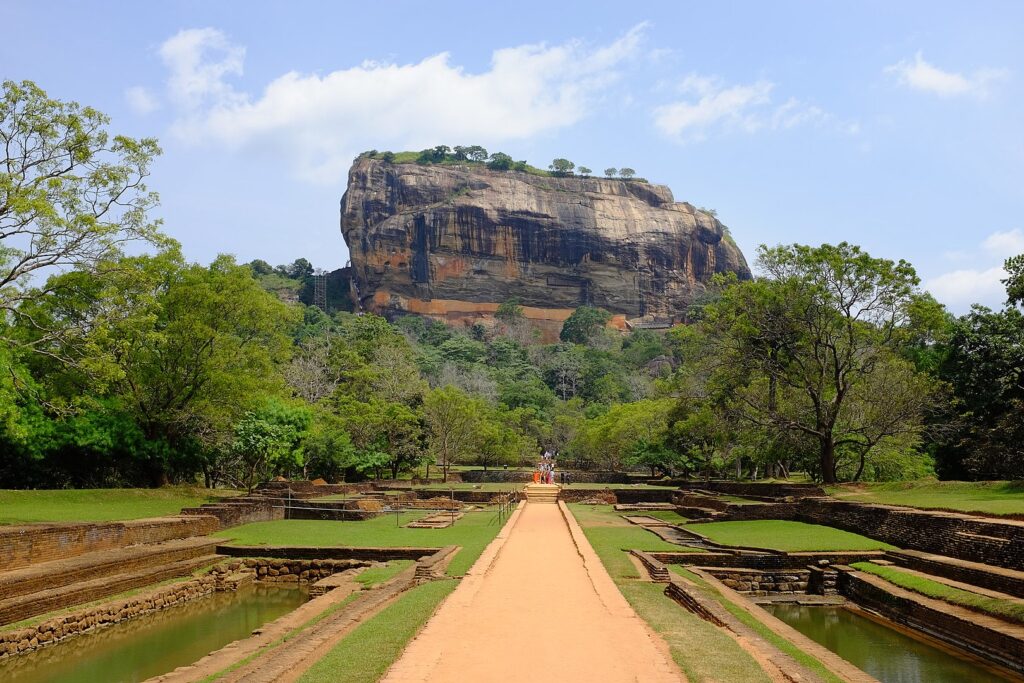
[691, 520, 893, 552]
[297, 579, 458, 683]
[851, 562, 1024, 625]
[0, 486, 239, 524]
[829, 480, 1024, 517]
[213, 510, 505, 576]
[355, 560, 414, 588]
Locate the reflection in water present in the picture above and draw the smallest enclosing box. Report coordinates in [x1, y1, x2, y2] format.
[766, 604, 1012, 683]
[0, 584, 307, 683]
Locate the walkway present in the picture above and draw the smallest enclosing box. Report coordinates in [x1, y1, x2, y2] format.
[382, 502, 683, 683]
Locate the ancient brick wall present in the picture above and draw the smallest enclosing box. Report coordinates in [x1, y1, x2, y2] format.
[670, 481, 825, 499]
[0, 517, 219, 572]
[460, 470, 632, 484]
[795, 499, 1024, 570]
[180, 499, 284, 528]
[887, 550, 1024, 598]
[614, 489, 677, 504]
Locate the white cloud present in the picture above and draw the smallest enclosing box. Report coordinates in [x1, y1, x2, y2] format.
[884, 52, 1008, 98]
[157, 25, 646, 184]
[925, 229, 1023, 310]
[653, 75, 850, 143]
[982, 228, 1024, 255]
[925, 266, 1007, 309]
[124, 86, 159, 114]
[159, 28, 246, 110]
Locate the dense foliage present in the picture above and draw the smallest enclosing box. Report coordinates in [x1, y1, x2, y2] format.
[3, 82, 1022, 488]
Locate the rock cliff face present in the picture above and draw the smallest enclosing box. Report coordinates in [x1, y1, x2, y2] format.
[340, 158, 750, 333]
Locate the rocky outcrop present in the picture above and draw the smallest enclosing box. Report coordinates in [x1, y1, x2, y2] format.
[340, 158, 750, 333]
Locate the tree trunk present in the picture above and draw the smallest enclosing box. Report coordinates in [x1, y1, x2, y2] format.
[735, 455, 742, 481]
[820, 439, 838, 484]
[853, 451, 866, 482]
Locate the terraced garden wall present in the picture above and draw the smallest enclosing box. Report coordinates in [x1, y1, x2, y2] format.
[0, 517, 219, 571]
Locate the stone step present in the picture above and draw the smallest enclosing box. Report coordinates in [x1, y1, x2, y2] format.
[0, 553, 221, 626]
[523, 484, 561, 504]
[0, 536, 221, 603]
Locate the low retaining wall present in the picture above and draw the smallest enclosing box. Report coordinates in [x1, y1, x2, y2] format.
[887, 549, 1024, 599]
[670, 481, 826, 499]
[840, 569, 1024, 674]
[0, 517, 219, 571]
[0, 574, 219, 659]
[795, 499, 1024, 571]
[700, 568, 810, 595]
[234, 558, 369, 582]
[460, 470, 632, 484]
[614, 489, 677, 504]
[215, 545, 441, 562]
[181, 498, 283, 528]
[650, 551, 886, 570]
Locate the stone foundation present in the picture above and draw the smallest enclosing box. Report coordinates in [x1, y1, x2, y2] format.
[699, 568, 811, 595]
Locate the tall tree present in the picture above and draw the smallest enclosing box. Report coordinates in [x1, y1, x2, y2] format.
[423, 385, 479, 481]
[1, 80, 164, 357]
[22, 250, 298, 484]
[700, 243, 935, 483]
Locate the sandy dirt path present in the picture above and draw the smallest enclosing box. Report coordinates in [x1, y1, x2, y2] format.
[381, 502, 683, 683]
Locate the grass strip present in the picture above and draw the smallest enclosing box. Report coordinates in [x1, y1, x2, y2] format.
[355, 560, 414, 587]
[827, 480, 1024, 517]
[851, 562, 1024, 625]
[298, 579, 458, 683]
[213, 510, 503, 576]
[691, 520, 894, 552]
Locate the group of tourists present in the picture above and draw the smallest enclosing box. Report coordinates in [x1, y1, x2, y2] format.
[534, 450, 565, 485]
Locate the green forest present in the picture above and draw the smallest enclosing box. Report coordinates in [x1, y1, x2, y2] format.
[3, 80, 1024, 489]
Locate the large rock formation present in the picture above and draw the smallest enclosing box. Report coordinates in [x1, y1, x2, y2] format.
[340, 158, 750, 334]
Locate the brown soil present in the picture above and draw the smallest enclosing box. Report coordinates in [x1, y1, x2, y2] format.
[381, 502, 683, 682]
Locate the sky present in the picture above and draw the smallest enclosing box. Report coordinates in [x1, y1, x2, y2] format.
[4, 1, 1023, 313]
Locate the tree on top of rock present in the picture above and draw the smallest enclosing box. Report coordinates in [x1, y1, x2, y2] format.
[604, 167, 617, 177]
[578, 166, 592, 177]
[486, 152, 514, 170]
[620, 167, 636, 179]
[549, 158, 575, 176]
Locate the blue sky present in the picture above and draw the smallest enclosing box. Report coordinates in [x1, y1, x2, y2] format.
[5, 1, 1023, 312]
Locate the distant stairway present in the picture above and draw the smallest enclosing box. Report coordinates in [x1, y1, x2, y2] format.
[523, 484, 561, 504]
